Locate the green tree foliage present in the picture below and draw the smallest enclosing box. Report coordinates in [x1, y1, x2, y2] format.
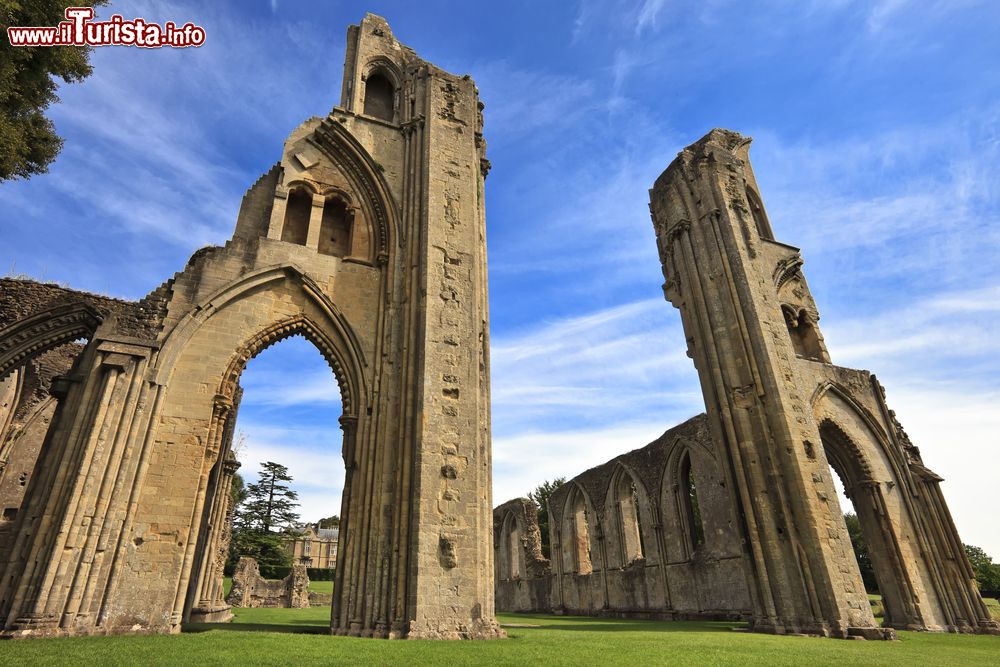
[1, 1, 107, 180]
[228, 462, 300, 572]
[229, 529, 292, 571]
[965, 544, 1000, 593]
[528, 478, 565, 560]
[231, 472, 246, 507]
[236, 461, 300, 533]
[844, 512, 878, 593]
[317, 515, 340, 529]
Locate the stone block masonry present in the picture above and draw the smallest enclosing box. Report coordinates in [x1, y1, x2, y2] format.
[0, 13, 501, 640]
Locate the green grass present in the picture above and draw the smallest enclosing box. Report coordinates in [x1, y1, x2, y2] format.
[0, 609, 997, 666]
[307, 580, 333, 594]
[985, 597, 1000, 622]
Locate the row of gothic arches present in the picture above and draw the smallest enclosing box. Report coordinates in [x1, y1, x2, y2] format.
[494, 381, 975, 631]
[496, 437, 717, 584]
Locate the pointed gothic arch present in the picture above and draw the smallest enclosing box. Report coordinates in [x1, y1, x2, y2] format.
[0, 302, 102, 380]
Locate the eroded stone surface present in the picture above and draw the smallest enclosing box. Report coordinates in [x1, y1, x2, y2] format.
[0, 13, 501, 640]
[226, 557, 310, 609]
[493, 129, 998, 638]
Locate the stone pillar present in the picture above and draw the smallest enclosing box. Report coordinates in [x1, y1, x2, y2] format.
[305, 193, 325, 250]
[266, 187, 288, 240]
[649, 129, 888, 638]
[0, 337, 160, 637]
[401, 63, 502, 640]
[188, 451, 241, 623]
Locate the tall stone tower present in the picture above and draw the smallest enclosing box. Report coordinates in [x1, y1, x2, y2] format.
[649, 129, 997, 637]
[0, 14, 502, 639]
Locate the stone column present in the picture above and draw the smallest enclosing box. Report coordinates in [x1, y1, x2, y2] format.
[305, 193, 325, 250]
[649, 129, 887, 639]
[0, 338, 160, 637]
[189, 451, 241, 623]
[266, 187, 289, 240]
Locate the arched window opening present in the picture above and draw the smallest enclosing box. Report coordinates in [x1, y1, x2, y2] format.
[0, 341, 86, 529]
[680, 451, 705, 552]
[224, 335, 344, 601]
[363, 72, 395, 122]
[318, 198, 352, 258]
[499, 512, 522, 580]
[615, 473, 645, 565]
[281, 188, 312, 246]
[562, 488, 593, 575]
[746, 187, 774, 240]
[782, 306, 825, 362]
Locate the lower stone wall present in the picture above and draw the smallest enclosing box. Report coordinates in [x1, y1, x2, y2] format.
[226, 557, 310, 609]
[494, 415, 753, 622]
[496, 576, 552, 613]
[308, 592, 333, 606]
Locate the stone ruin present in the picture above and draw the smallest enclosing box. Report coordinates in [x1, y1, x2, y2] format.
[493, 129, 999, 638]
[0, 14, 500, 640]
[226, 557, 311, 610]
[0, 12, 995, 646]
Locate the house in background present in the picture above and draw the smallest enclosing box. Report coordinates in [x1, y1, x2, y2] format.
[285, 524, 338, 569]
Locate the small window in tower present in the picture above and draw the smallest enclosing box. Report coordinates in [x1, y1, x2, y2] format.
[745, 187, 774, 240]
[2, 507, 17, 521]
[281, 188, 311, 246]
[783, 306, 825, 362]
[364, 72, 395, 122]
[318, 198, 352, 258]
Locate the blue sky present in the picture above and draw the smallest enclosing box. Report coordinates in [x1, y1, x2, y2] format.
[2, 1, 999, 555]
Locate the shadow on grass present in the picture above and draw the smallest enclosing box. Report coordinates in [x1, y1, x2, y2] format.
[183, 621, 330, 635]
[502, 614, 746, 634]
[183, 610, 747, 637]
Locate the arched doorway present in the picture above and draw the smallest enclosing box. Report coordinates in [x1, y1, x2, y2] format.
[186, 333, 346, 621]
[817, 415, 931, 630]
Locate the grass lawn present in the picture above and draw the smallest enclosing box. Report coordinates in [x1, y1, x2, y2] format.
[0, 608, 997, 666]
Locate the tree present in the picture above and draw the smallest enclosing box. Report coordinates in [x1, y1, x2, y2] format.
[1, 1, 108, 181]
[317, 515, 340, 529]
[844, 512, 878, 593]
[231, 472, 246, 508]
[229, 528, 292, 572]
[528, 478, 565, 560]
[228, 461, 300, 573]
[965, 544, 1000, 594]
[236, 461, 300, 533]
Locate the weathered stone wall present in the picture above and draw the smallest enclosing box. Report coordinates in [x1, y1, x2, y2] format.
[648, 128, 997, 636]
[494, 415, 752, 620]
[0, 344, 82, 553]
[0, 277, 167, 341]
[493, 497, 551, 613]
[226, 558, 310, 609]
[0, 13, 501, 641]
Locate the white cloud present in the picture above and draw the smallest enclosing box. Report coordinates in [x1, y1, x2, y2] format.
[493, 421, 672, 504]
[635, 0, 668, 34]
[237, 424, 346, 522]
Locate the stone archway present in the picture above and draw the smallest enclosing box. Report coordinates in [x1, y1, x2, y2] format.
[0, 14, 500, 640]
[817, 418, 921, 630]
[184, 311, 359, 624]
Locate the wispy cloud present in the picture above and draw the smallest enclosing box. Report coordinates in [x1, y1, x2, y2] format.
[635, 0, 668, 34]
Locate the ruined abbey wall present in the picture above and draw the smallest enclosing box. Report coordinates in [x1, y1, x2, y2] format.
[0, 14, 501, 640]
[493, 129, 997, 638]
[495, 416, 751, 621]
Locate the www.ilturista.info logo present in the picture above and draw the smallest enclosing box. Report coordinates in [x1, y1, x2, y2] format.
[7, 7, 205, 48]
